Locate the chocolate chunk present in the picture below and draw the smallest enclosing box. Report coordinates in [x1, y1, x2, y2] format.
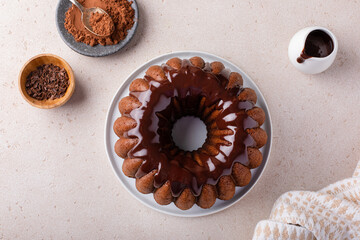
[25, 64, 69, 101]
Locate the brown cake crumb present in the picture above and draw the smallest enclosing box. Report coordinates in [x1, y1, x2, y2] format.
[89, 12, 114, 36]
[64, 0, 135, 46]
[25, 64, 69, 100]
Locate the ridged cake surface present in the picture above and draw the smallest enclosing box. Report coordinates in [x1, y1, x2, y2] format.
[113, 57, 267, 210]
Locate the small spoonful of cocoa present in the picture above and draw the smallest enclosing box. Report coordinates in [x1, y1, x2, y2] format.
[69, 0, 115, 37]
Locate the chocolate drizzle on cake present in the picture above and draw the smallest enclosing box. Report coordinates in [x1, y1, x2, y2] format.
[123, 61, 258, 197]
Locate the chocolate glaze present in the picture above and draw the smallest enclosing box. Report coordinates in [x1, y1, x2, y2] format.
[297, 30, 334, 63]
[124, 61, 258, 197]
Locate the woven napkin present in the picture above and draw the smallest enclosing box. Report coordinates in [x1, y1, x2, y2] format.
[252, 160, 360, 240]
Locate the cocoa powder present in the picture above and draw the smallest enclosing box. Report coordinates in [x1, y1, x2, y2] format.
[89, 12, 114, 36]
[64, 0, 134, 46]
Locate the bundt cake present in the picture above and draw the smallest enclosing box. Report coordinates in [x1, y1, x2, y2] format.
[113, 57, 268, 210]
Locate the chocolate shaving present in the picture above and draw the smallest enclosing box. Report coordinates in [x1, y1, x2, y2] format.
[25, 64, 69, 101]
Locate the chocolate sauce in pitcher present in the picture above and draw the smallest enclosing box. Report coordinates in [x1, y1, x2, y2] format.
[297, 30, 334, 63]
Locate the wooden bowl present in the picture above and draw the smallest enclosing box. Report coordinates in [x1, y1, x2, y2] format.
[19, 54, 75, 109]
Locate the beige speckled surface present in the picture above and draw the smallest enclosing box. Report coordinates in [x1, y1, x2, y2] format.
[1, 0, 360, 239]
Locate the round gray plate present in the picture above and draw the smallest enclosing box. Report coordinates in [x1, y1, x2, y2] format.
[56, 0, 138, 57]
[104, 51, 273, 217]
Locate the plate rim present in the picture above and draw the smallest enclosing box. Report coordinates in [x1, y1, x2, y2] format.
[55, 0, 139, 57]
[104, 51, 273, 217]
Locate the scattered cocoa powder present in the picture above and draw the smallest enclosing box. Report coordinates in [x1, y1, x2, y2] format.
[64, 0, 135, 46]
[89, 12, 114, 36]
[25, 64, 69, 101]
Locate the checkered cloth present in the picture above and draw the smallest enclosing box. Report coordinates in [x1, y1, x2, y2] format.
[253, 160, 360, 240]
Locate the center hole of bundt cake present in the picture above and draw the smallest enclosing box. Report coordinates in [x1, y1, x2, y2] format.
[171, 116, 207, 152]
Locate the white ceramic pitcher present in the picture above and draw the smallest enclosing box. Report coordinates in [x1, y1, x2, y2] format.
[288, 26, 338, 74]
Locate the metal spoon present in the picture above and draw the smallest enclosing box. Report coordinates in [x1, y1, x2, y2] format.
[69, 0, 114, 37]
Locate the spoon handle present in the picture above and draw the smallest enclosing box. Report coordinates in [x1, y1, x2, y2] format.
[69, 0, 85, 12]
